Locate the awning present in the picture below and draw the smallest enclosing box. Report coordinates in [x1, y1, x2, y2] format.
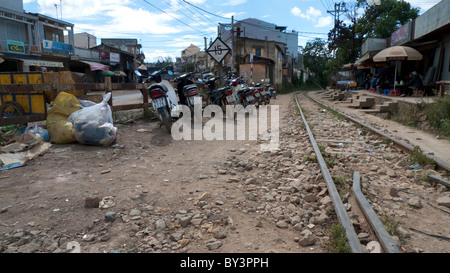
[80, 60, 110, 71]
[22, 59, 64, 68]
[355, 52, 371, 65]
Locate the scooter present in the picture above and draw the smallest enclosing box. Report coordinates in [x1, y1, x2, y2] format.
[183, 83, 201, 114]
[237, 86, 256, 107]
[146, 68, 178, 133]
[175, 73, 202, 115]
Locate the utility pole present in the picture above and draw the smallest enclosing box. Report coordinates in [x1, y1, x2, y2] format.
[204, 37, 209, 71]
[327, 2, 347, 57]
[231, 16, 235, 73]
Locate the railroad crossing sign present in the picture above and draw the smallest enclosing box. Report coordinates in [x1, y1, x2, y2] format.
[207, 37, 230, 63]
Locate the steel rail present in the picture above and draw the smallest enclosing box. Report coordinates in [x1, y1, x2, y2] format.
[427, 174, 450, 188]
[305, 93, 450, 173]
[294, 94, 364, 253]
[353, 171, 402, 253]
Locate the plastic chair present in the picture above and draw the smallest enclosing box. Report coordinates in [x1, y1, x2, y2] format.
[390, 89, 400, 96]
[383, 89, 390, 96]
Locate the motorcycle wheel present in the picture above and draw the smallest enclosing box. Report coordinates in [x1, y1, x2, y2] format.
[265, 96, 270, 105]
[161, 108, 173, 134]
[254, 97, 260, 108]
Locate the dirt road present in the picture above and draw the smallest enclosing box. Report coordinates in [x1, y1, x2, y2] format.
[0, 91, 448, 255]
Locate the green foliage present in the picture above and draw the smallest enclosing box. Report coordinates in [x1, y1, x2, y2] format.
[380, 211, 403, 240]
[302, 0, 419, 87]
[333, 174, 350, 199]
[302, 38, 331, 88]
[408, 146, 436, 167]
[326, 224, 352, 253]
[423, 96, 450, 138]
[391, 97, 450, 138]
[355, 0, 419, 38]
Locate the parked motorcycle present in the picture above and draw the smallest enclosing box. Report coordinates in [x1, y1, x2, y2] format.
[145, 68, 178, 133]
[174, 73, 202, 115]
[237, 86, 256, 107]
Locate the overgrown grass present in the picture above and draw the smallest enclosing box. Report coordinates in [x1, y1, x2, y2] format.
[325, 224, 352, 253]
[408, 146, 437, 167]
[333, 174, 350, 199]
[380, 211, 403, 241]
[391, 96, 450, 139]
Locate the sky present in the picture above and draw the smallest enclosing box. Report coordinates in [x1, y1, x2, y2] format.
[22, 0, 442, 63]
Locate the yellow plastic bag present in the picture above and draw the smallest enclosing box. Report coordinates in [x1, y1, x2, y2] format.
[46, 92, 82, 144]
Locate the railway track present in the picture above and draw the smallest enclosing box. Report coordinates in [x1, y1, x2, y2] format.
[293, 92, 450, 253]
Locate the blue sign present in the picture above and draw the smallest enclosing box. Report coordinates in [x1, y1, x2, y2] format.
[43, 40, 73, 55]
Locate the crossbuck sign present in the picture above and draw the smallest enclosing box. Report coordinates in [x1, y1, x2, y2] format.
[207, 37, 230, 63]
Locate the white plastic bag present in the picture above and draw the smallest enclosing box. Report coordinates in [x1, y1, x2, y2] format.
[24, 124, 49, 142]
[68, 93, 117, 146]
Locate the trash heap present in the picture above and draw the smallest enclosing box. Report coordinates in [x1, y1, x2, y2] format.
[0, 92, 117, 170]
[47, 92, 117, 146]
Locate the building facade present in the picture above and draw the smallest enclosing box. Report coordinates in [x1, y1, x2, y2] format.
[0, 0, 75, 73]
[218, 18, 299, 88]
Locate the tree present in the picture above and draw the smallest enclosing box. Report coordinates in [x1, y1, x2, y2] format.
[302, 38, 331, 88]
[323, 0, 420, 85]
[355, 0, 419, 39]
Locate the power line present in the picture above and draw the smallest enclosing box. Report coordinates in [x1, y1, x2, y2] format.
[142, 0, 209, 36]
[181, 0, 230, 20]
[175, 0, 217, 29]
[160, 0, 210, 30]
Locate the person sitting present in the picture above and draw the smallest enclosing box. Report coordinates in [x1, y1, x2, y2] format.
[401, 71, 423, 97]
[376, 73, 388, 91]
[370, 74, 379, 89]
[365, 73, 373, 90]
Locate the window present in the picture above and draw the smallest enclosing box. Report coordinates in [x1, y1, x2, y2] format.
[255, 48, 262, 57]
[52, 33, 60, 42]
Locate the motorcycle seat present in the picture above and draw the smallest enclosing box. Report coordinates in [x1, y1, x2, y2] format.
[183, 84, 198, 92]
[148, 84, 168, 92]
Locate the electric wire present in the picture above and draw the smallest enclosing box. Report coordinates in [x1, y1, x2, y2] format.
[142, 0, 209, 36]
[181, 0, 230, 20]
[160, 0, 211, 31]
[177, 0, 217, 25]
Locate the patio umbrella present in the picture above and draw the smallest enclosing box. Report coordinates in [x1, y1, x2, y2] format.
[373, 46, 423, 90]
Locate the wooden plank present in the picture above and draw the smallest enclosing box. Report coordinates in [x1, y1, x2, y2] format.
[0, 114, 47, 126]
[0, 83, 145, 94]
[0, 84, 52, 93]
[112, 103, 151, 112]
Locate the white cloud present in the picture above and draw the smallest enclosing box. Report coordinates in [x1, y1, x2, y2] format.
[37, 0, 128, 19]
[219, 11, 247, 19]
[405, 0, 440, 12]
[315, 16, 333, 28]
[144, 50, 177, 63]
[291, 6, 332, 28]
[291, 7, 302, 17]
[221, 0, 247, 6]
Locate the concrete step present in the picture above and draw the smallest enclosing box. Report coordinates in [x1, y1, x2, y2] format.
[360, 101, 398, 113]
[347, 97, 375, 109]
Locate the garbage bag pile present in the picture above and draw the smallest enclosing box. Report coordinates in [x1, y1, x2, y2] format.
[46, 92, 82, 144]
[68, 93, 117, 146]
[46, 92, 117, 146]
